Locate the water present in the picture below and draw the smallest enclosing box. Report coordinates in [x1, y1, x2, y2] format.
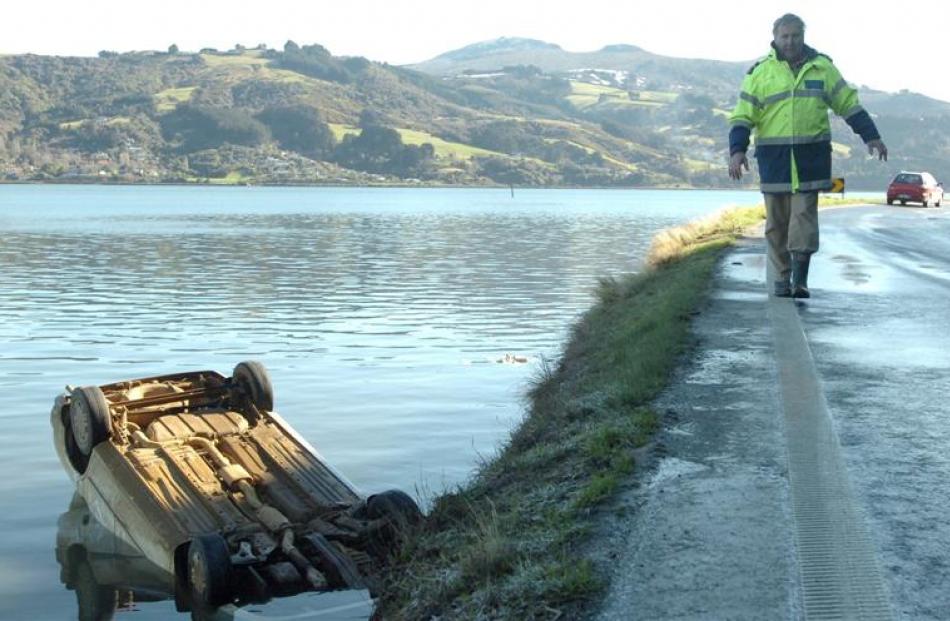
[0, 184, 759, 619]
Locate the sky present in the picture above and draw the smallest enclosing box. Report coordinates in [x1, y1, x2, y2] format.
[2, 0, 947, 102]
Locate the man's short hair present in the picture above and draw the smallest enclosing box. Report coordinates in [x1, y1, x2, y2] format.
[773, 13, 805, 34]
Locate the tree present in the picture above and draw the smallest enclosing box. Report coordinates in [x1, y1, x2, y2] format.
[69, 121, 125, 151]
[160, 104, 270, 152]
[469, 121, 540, 154]
[476, 156, 553, 185]
[358, 108, 388, 129]
[168, 44, 179, 55]
[333, 122, 434, 177]
[284, 40, 300, 53]
[277, 43, 353, 84]
[256, 105, 334, 157]
[342, 56, 370, 74]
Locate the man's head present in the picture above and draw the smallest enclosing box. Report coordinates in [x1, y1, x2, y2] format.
[772, 13, 805, 62]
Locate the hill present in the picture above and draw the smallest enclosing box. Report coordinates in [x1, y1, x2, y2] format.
[409, 37, 744, 99]
[1, 39, 949, 189]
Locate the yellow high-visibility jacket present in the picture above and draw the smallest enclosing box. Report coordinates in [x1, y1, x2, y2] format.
[729, 44, 880, 193]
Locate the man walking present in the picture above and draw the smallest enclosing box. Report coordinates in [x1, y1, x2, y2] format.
[728, 13, 888, 298]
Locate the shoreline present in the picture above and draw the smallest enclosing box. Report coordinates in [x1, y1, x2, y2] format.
[0, 179, 886, 194]
[377, 203, 767, 619]
[377, 197, 873, 619]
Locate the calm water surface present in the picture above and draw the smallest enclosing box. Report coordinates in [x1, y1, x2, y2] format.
[0, 184, 760, 618]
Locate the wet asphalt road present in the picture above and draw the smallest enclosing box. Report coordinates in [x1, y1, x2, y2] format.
[803, 205, 950, 619]
[592, 204, 950, 620]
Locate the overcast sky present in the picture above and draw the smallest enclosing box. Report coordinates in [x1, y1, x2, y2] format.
[3, 0, 946, 102]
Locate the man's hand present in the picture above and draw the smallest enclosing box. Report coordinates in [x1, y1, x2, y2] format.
[729, 152, 749, 180]
[867, 139, 888, 161]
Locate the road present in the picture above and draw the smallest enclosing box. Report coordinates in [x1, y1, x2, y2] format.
[591, 204, 950, 620]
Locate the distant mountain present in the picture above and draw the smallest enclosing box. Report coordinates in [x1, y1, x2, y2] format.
[409, 37, 747, 99]
[859, 89, 950, 118]
[431, 37, 563, 63]
[1, 39, 949, 189]
[410, 38, 950, 187]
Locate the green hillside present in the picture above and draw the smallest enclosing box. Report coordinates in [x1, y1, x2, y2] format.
[1, 39, 948, 189]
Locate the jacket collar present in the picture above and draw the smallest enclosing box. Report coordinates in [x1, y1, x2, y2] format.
[769, 42, 819, 64]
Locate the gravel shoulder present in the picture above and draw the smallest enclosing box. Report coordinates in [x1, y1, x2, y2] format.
[590, 234, 802, 620]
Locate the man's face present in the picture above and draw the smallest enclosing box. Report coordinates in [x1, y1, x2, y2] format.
[773, 23, 805, 62]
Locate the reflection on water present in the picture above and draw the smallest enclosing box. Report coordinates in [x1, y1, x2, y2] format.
[55, 494, 375, 620]
[0, 185, 759, 618]
[56, 494, 177, 620]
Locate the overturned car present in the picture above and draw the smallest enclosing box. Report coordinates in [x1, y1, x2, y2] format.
[51, 361, 421, 614]
[55, 493, 377, 620]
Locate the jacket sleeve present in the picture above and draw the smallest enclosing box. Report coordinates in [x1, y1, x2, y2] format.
[827, 64, 881, 143]
[728, 72, 760, 155]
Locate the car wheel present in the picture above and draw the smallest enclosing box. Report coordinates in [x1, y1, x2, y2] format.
[886, 199, 893, 205]
[69, 386, 112, 459]
[64, 419, 91, 475]
[365, 489, 423, 558]
[188, 534, 233, 609]
[900, 200, 906, 206]
[232, 361, 274, 413]
[922, 199, 929, 207]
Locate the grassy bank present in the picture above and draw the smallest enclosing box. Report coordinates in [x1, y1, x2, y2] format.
[379, 198, 868, 619]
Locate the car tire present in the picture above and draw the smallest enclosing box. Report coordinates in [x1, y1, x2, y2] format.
[366, 489, 423, 527]
[232, 361, 274, 413]
[922, 199, 929, 207]
[886, 199, 893, 205]
[900, 200, 907, 206]
[188, 534, 233, 609]
[64, 419, 91, 475]
[365, 489, 423, 558]
[69, 386, 112, 460]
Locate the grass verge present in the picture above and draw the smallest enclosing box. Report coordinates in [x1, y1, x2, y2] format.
[378, 197, 867, 619]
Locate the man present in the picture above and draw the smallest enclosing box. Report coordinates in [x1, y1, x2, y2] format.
[728, 13, 887, 298]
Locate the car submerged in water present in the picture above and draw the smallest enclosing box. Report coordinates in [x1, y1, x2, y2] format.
[56, 492, 378, 620]
[51, 361, 421, 616]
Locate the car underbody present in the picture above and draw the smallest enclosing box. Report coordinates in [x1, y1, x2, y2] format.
[51, 362, 421, 613]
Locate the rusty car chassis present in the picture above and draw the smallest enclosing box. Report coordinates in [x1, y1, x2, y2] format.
[51, 361, 420, 613]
